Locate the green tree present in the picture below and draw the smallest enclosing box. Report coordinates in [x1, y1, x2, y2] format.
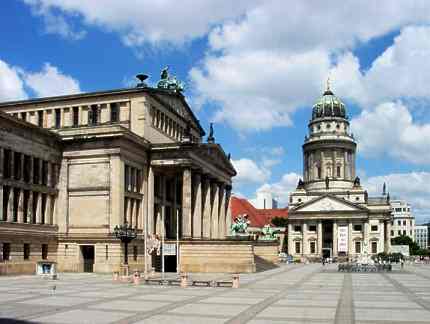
[271, 217, 288, 227]
[391, 235, 421, 255]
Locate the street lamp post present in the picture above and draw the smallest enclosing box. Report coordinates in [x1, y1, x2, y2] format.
[114, 222, 137, 275]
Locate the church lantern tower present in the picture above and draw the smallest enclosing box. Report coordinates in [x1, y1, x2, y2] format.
[302, 82, 356, 192]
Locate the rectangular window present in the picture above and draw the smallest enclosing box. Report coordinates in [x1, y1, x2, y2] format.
[73, 107, 79, 126]
[294, 225, 301, 232]
[336, 166, 341, 177]
[355, 241, 361, 253]
[41, 244, 48, 260]
[133, 246, 138, 261]
[403, 220, 406, 226]
[110, 103, 119, 122]
[21, 112, 27, 121]
[403, 230, 406, 235]
[14, 152, 21, 180]
[391, 230, 394, 236]
[23, 155, 31, 183]
[371, 241, 377, 254]
[398, 230, 401, 236]
[310, 241, 316, 254]
[295, 241, 301, 254]
[24, 243, 30, 260]
[353, 224, 362, 232]
[37, 111, 43, 127]
[3, 149, 11, 179]
[105, 245, 109, 260]
[397, 220, 401, 225]
[371, 225, 378, 232]
[2, 243, 10, 261]
[89, 105, 99, 125]
[55, 109, 61, 128]
[309, 225, 317, 232]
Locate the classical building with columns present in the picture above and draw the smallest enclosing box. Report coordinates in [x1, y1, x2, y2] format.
[0, 71, 237, 274]
[288, 86, 392, 260]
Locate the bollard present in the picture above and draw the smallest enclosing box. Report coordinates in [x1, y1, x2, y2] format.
[232, 274, 240, 288]
[113, 271, 119, 281]
[180, 272, 188, 288]
[133, 271, 141, 285]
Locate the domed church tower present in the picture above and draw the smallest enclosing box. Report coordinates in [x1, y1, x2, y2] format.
[303, 82, 357, 191]
[287, 81, 392, 261]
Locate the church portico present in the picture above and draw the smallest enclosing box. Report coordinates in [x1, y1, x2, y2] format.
[288, 84, 391, 261]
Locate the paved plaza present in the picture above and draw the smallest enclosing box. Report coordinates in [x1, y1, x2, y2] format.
[1, 264, 430, 323]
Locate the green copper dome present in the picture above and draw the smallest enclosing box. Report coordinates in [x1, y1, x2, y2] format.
[312, 88, 347, 120]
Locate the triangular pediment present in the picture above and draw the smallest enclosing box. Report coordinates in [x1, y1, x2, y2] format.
[291, 195, 368, 213]
[152, 92, 204, 135]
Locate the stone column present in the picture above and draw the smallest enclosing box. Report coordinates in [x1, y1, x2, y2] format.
[0, 148, 4, 179]
[7, 189, 14, 222]
[17, 190, 24, 223]
[344, 150, 349, 180]
[10, 151, 14, 181]
[386, 221, 392, 253]
[202, 177, 211, 239]
[147, 166, 155, 235]
[225, 186, 232, 237]
[218, 184, 226, 238]
[333, 220, 338, 256]
[211, 182, 219, 239]
[192, 173, 202, 238]
[317, 221, 322, 256]
[47, 162, 52, 187]
[182, 168, 192, 238]
[379, 220, 384, 254]
[35, 193, 42, 224]
[303, 222, 308, 255]
[348, 221, 353, 255]
[27, 192, 33, 223]
[45, 195, 53, 225]
[364, 221, 369, 255]
[288, 223, 293, 255]
[0, 185, 3, 221]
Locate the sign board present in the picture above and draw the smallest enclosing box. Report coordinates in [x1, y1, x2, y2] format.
[338, 226, 348, 253]
[162, 243, 177, 256]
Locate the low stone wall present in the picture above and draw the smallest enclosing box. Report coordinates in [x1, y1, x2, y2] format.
[0, 262, 36, 275]
[253, 241, 279, 264]
[180, 241, 256, 273]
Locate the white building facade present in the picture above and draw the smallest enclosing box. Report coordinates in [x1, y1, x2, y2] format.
[390, 200, 415, 240]
[288, 86, 392, 260]
[415, 225, 428, 250]
[250, 191, 278, 209]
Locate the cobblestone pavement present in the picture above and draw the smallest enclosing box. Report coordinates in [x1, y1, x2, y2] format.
[1, 263, 430, 323]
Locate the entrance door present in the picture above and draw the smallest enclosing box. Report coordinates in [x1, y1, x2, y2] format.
[322, 248, 331, 259]
[81, 245, 95, 273]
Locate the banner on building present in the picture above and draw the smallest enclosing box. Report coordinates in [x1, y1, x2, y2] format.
[338, 226, 348, 252]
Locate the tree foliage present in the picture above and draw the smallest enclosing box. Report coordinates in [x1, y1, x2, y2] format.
[391, 235, 422, 255]
[271, 217, 288, 227]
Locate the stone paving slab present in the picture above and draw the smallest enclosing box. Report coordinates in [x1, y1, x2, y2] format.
[1, 263, 430, 323]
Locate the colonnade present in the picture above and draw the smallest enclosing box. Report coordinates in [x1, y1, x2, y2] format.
[0, 147, 58, 225]
[288, 219, 392, 257]
[147, 167, 232, 240]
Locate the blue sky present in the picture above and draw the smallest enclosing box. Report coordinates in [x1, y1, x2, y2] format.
[1, 1, 430, 223]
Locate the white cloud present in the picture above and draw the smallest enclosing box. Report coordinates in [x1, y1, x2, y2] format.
[191, 2, 430, 132]
[255, 172, 301, 207]
[0, 60, 27, 101]
[23, 63, 81, 97]
[0, 59, 80, 102]
[231, 158, 270, 185]
[351, 101, 430, 164]
[23, 0, 258, 46]
[331, 26, 430, 106]
[364, 172, 430, 224]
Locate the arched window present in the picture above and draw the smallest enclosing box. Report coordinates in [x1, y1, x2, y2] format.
[337, 165, 341, 178]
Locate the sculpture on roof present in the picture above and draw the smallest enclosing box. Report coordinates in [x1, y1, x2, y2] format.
[297, 178, 305, 189]
[353, 176, 361, 187]
[231, 214, 250, 235]
[260, 224, 276, 240]
[157, 66, 184, 92]
[207, 123, 215, 144]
